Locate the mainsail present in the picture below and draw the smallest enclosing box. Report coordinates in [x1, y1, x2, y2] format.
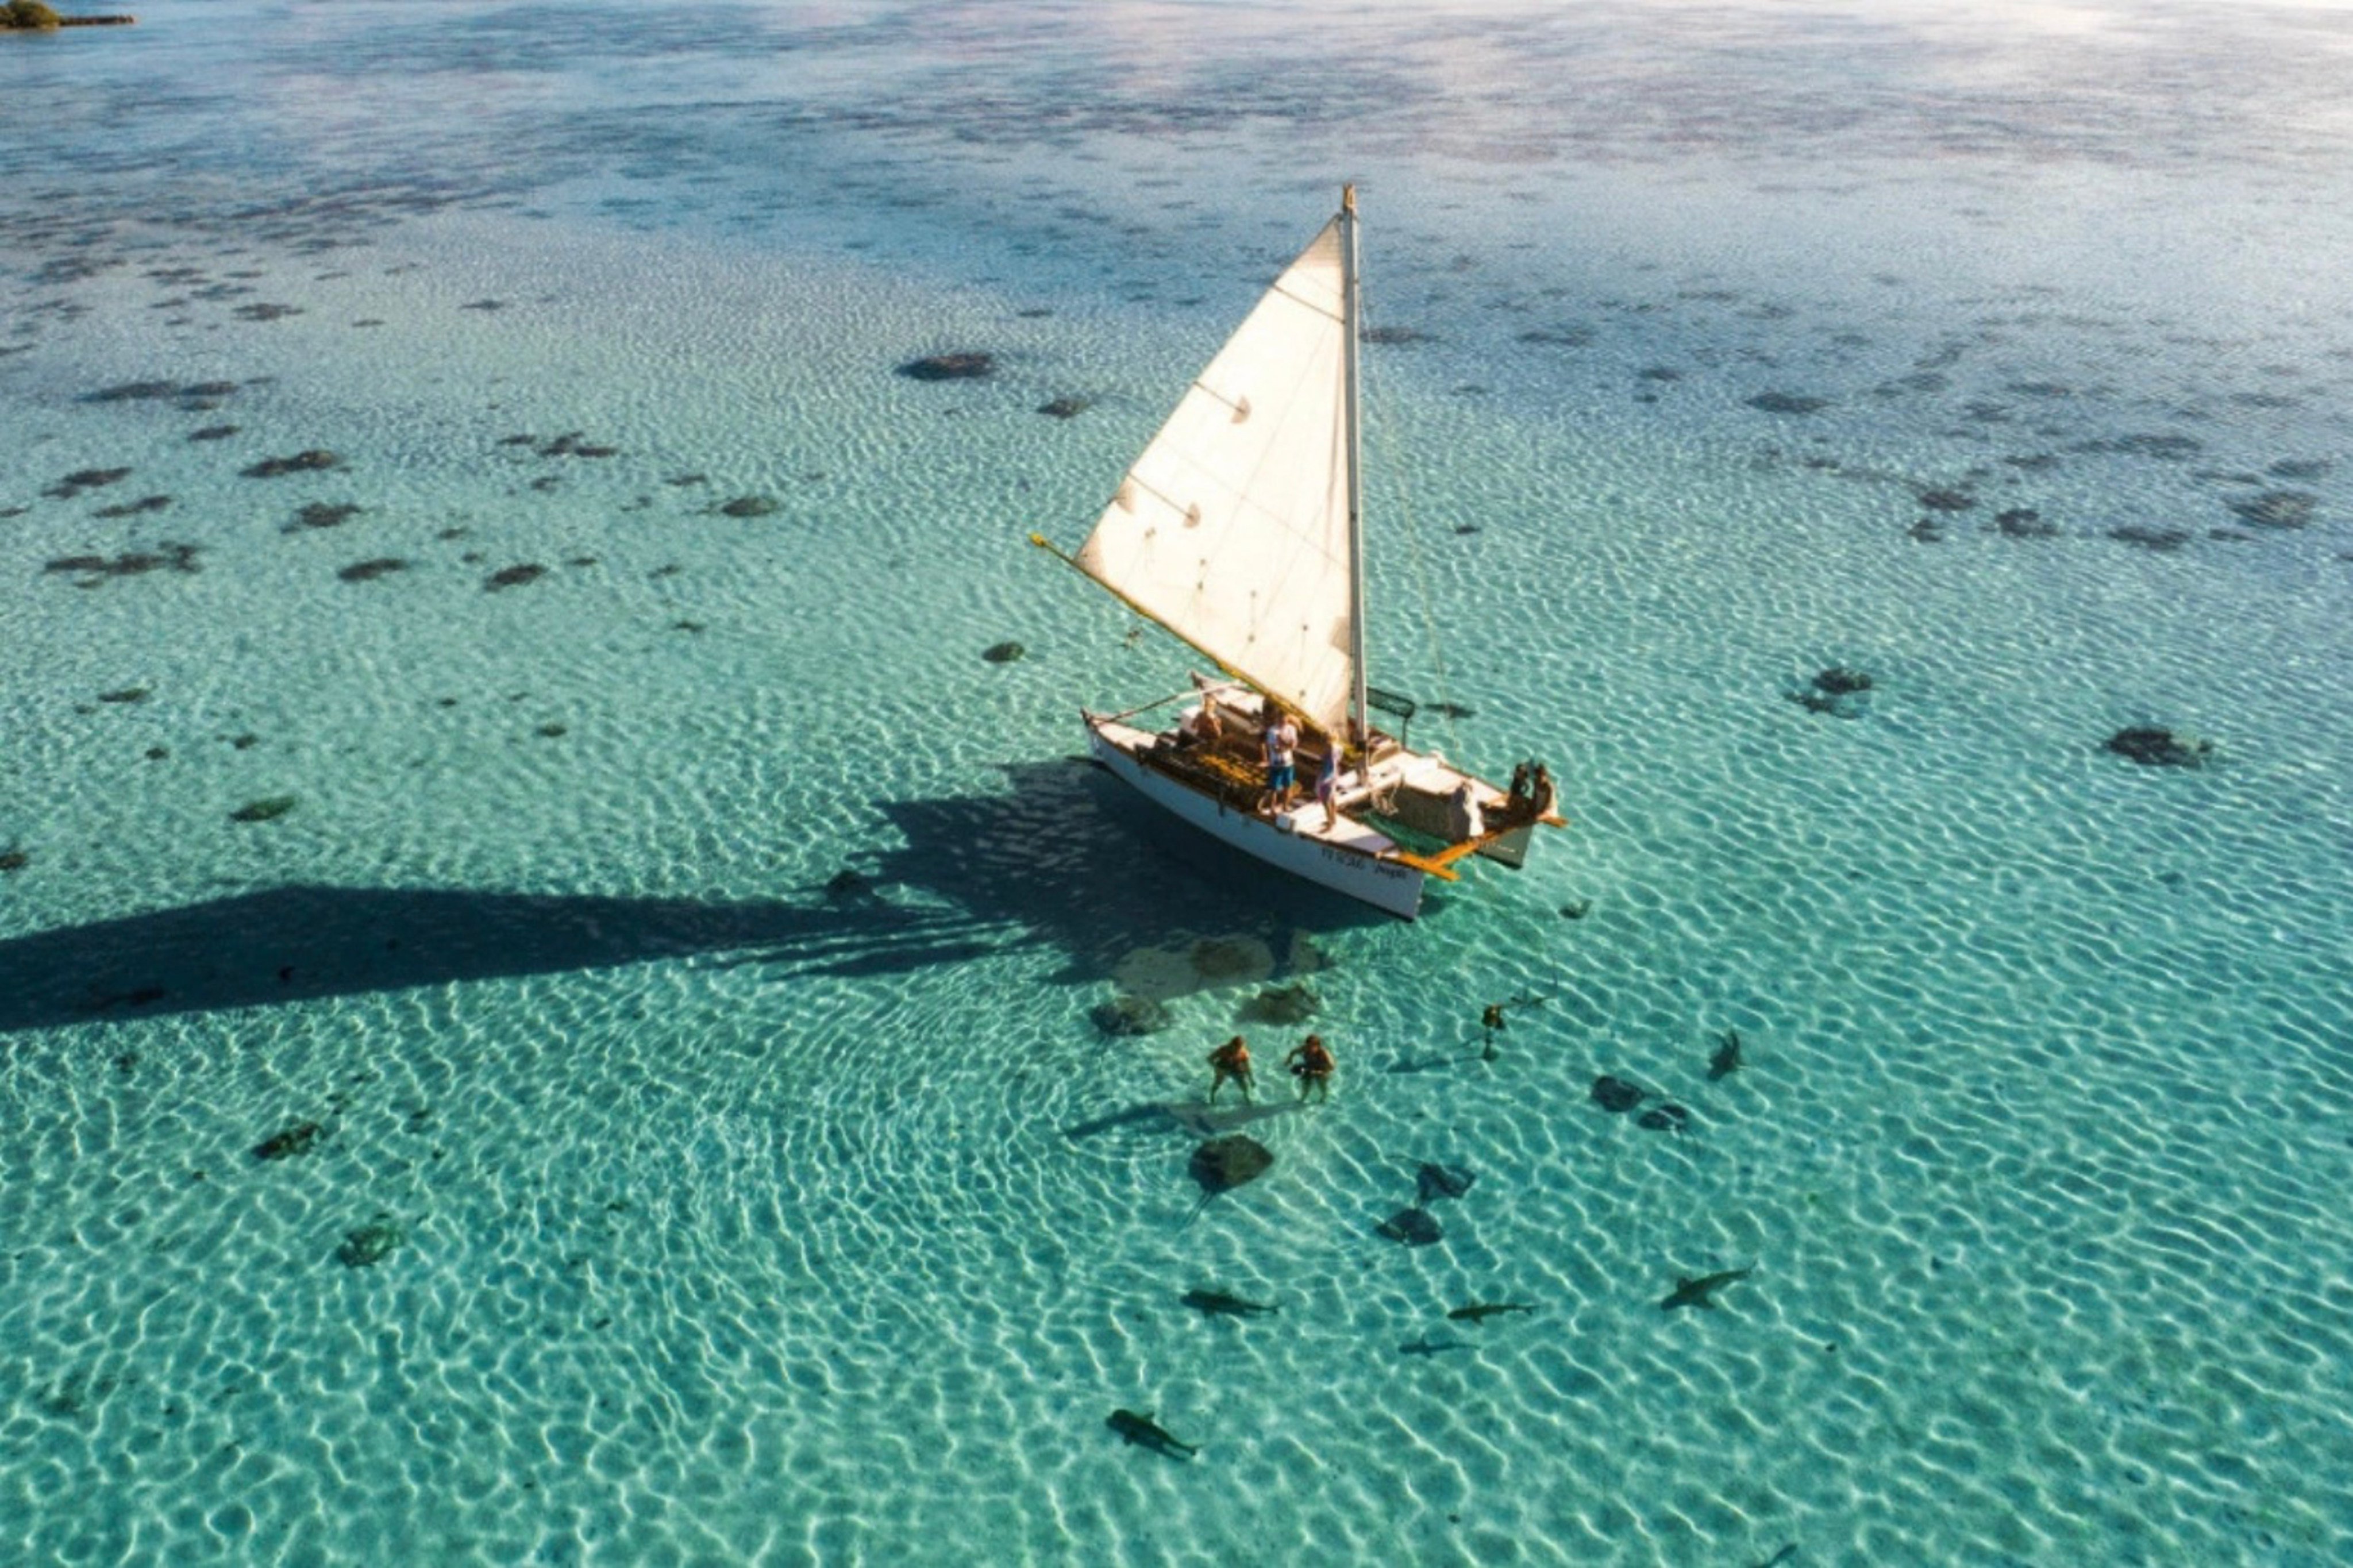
[1074, 219, 1355, 735]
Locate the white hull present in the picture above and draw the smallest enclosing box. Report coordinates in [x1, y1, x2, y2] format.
[1086, 718, 1430, 919]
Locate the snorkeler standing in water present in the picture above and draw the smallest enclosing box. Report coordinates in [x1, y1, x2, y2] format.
[1208, 1035, 1255, 1104]
[1286, 1034, 1334, 1103]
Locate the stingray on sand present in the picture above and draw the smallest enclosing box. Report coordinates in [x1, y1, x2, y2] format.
[1191, 1135, 1273, 1195]
[1183, 1134, 1274, 1224]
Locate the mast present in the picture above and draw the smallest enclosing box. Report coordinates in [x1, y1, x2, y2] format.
[1340, 183, 1368, 753]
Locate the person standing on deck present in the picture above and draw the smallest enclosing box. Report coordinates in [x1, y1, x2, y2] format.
[1313, 737, 1341, 825]
[1260, 708, 1300, 814]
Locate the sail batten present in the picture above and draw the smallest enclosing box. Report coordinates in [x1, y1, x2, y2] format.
[1075, 218, 1357, 734]
[1268, 280, 1344, 322]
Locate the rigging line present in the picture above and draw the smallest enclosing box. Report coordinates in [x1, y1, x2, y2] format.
[1355, 269, 1466, 766]
[1269, 278, 1345, 325]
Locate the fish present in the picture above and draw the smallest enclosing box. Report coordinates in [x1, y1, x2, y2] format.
[1659, 1266, 1754, 1312]
[1708, 1029, 1743, 1080]
[1181, 1288, 1277, 1318]
[1591, 1074, 1646, 1113]
[1636, 1103, 1690, 1134]
[252, 1120, 325, 1162]
[1414, 1162, 1476, 1204]
[1446, 1303, 1534, 1324]
[1377, 1207, 1443, 1247]
[1106, 1408, 1197, 1459]
[1384, 1054, 1479, 1074]
[1398, 1337, 1469, 1357]
[1747, 1546, 1799, 1568]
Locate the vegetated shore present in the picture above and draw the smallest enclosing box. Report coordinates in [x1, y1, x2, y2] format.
[1, 6, 137, 29]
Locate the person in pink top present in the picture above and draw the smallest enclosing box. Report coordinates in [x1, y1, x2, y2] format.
[1312, 734, 1341, 822]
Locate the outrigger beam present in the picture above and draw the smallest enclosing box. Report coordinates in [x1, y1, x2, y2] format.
[1382, 850, 1462, 882]
[1387, 810, 1568, 878]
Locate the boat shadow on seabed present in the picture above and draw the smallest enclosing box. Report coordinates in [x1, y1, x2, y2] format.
[834, 758, 1389, 995]
[0, 882, 989, 1037]
[0, 764, 1380, 1037]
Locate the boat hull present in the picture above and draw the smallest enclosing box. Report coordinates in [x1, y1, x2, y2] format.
[1085, 722, 1427, 920]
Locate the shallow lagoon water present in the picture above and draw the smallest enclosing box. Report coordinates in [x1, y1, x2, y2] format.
[5, 2, 2352, 1563]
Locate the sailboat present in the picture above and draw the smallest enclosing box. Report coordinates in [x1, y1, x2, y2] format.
[1031, 186, 1561, 920]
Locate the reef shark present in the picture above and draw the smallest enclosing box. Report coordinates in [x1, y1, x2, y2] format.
[1446, 1303, 1534, 1325]
[1659, 1267, 1753, 1312]
[1107, 1408, 1197, 1460]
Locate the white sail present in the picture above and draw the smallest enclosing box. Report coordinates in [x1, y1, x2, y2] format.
[1043, 192, 1557, 920]
[1075, 219, 1355, 735]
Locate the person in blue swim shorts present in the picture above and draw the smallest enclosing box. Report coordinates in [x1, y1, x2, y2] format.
[1260, 707, 1299, 814]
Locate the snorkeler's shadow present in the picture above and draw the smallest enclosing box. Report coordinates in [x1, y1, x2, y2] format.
[855, 760, 1387, 995]
[1061, 1097, 1304, 1143]
[0, 883, 998, 1035]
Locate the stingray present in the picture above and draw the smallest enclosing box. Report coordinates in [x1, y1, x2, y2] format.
[1190, 1135, 1272, 1196]
[899, 352, 995, 381]
[1637, 1103, 1690, 1133]
[1239, 981, 1319, 1024]
[1414, 1162, 1476, 1204]
[1591, 1075, 1646, 1113]
[2105, 727, 2213, 767]
[1377, 1206, 1443, 1247]
[1090, 993, 1173, 1038]
[336, 1213, 405, 1269]
[253, 1121, 325, 1161]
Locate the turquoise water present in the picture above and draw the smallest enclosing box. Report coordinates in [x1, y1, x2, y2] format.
[5, 2, 2351, 1562]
